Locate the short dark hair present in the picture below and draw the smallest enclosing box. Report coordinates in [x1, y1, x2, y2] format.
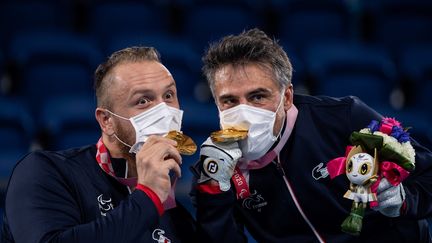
[94, 46, 161, 108]
[202, 28, 293, 95]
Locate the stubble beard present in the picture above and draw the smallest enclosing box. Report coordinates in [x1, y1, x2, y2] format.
[114, 122, 137, 175]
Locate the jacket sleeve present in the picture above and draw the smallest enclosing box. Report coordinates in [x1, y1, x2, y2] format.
[5, 152, 160, 243]
[400, 141, 432, 218]
[190, 178, 247, 243]
[348, 96, 383, 131]
[349, 96, 432, 219]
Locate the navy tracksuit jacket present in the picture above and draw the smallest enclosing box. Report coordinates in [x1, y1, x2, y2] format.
[192, 94, 432, 242]
[1, 145, 197, 242]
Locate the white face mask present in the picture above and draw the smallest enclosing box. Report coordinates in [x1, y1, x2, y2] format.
[219, 95, 284, 160]
[107, 102, 183, 154]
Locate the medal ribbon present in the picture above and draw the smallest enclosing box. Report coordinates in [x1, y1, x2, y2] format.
[233, 105, 299, 199]
[95, 138, 176, 209]
[232, 167, 250, 199]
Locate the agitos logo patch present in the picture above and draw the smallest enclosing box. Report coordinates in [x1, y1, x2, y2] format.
[97, 194, 114, 216]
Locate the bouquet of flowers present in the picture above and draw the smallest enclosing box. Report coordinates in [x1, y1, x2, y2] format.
[326, 117, 415, 236]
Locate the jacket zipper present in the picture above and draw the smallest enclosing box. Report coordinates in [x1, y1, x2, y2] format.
[276, 158, 326, 243]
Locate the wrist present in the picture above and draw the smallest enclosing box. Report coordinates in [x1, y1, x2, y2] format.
[202, 179, 220, 186]
[197, 181, 223, 194]
[136, 184, 164, 216]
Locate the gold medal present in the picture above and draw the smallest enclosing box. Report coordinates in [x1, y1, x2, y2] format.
[165, 131, 197, 155]
[210, 128, 248, 143]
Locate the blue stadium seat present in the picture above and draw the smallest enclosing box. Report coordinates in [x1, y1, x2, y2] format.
[0, 207, 3, 228]
[0, 97, 34, 150]
[399, 45, 432, 83]
[175, 0, 266, 16]
[39, 95, 100, 150]
[21, 63, 94, 113]
[0, 51, 4, 93]
[85, 0, 168, 6]
[9, 31, 102, 73]
[0, 0, 74, 4]
[87, 2, 170, 42]
[279, 41, 309, 94]
[277, 0, 352, 51]
[304, 41, 397, 107]
[0, 2, 74, 47]
[8, 31, 102, 112]
[105, 34, 202, 101]
[0, 97, 34, 182]
[366, 0, 432, 50]
[182, 5, 264, 50]
[398, 44, 432, 115]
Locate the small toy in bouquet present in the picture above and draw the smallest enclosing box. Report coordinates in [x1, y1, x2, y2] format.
[326, 117, 416, 236]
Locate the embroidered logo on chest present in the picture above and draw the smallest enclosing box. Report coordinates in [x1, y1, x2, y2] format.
[97, 194, 114, 216]
[312, 162, 329, 181]
[152, 229, 171, 243]
[242, 190, 268, 212]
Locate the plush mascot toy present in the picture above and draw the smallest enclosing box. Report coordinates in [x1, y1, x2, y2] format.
[326, 118, 415, 236]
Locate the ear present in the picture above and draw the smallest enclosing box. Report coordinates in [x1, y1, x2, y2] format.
[283, 84, 294, 112]
[95, 108, 114, 136]
[346, 145, 364, 163]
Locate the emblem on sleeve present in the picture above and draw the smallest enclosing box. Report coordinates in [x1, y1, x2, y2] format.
[312, 162, 329, 181]
[152, 229, 171, 243]
[97, 194, 114, 216]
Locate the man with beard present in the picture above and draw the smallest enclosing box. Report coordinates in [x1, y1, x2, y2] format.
[191, 29, 432, 242]
[1, 46, 197, 242]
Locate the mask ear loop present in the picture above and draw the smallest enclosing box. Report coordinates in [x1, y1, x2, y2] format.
[105, 109, 130, 121]
[274, 91, 286, 139]
[105, 109, 133, 148]
[113, 134, 132, 149]
[275, 90, 285, 114]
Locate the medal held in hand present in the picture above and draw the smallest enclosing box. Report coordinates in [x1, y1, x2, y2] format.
[210, 128, 248, 144]
[165, 131, 197, 155]
[326, 117, 415, 236]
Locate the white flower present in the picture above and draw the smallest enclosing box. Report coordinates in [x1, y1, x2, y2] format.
[371, 131, 415, 165]
[360, 128, 371, 134]
[402, 142, 416, 163]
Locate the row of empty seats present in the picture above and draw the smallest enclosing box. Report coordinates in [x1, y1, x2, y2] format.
[1, 33, 431, 110]
[1, 0, 432, 50]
